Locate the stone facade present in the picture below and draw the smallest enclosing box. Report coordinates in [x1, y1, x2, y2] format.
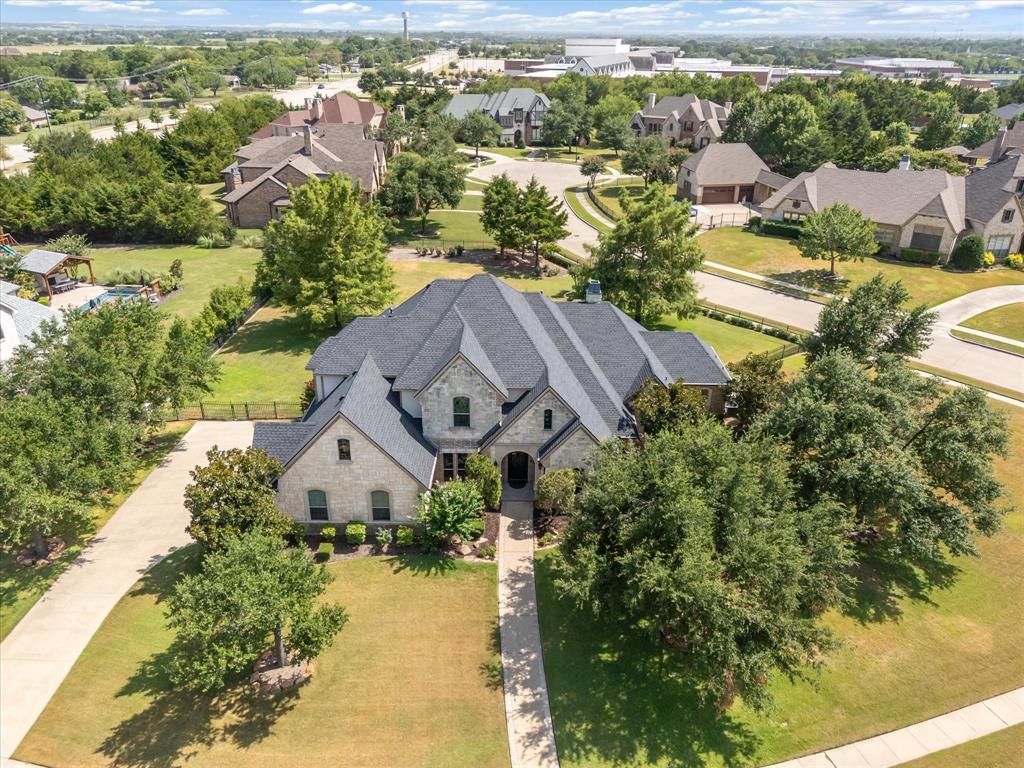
[228, 177, 287, 229]
[898, 214, 961, 260]
[973, 202, 1024, 259]
[417, 357, 503, 444]
[275, 414, 427, 524]
[543, 427, 599, 471]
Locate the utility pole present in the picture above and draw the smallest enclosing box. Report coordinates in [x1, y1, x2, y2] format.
[33, 78, 53, 136]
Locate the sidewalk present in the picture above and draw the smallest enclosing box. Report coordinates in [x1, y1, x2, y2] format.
[0, 421, 254, 759]
[498, 501, 560, 768]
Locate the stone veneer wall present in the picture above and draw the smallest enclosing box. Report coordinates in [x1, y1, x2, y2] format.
[419, 357, 503, 444]
[543, 427, 599, 471]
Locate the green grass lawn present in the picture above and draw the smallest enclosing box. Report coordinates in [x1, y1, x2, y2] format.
[537, 399, 1024, 767]
[950, 327, 1024, 357]
[390, 210, 494, 249]
[456, 192, 484, 211]
[0, 422, 192, 641]
[699, 229, 1024, 308]
[961, 302, 1024, 342]
[565, 188, 612, 234]
[655, 314, 793, 364]
[88, 243, 262, 320]
[901, 724, 1024, 768]
[16, 553, 509, 768]
[593, 179, 645, 219]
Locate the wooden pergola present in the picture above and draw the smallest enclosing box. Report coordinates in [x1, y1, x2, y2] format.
[18, 249, 95, 299]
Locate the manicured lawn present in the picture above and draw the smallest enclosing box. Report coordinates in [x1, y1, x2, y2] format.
[654, 314, 793, 365]
[593, 178, 645, 219]
[699, 228, 1024, 308]
[16, 554, 508, 768]
[901, 724, 1024, 768]
[456, 192, 484, 211]
[390, 210, 494, 249]
[565, 188, 612, 234]
[0, 422, 193, 641]
[950, 327, 1024, 357]
[88, 243, 262, 320]
[537, 399, 1024, 767]
[961, 302, 1024, 342]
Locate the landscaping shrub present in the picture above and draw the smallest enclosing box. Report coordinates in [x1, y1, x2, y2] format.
[760, 221, 803, 239]
[375, 527, 393, 549]
[544, 248, 576, 270]
[286, 519, 307, 547]
[1008, 253, 1023, 270]
[320, 525, 336, 543]
[396, 525, 415, 547]
[417, 480, 485, 545]
[983, 251, 995, 267]
[464, 517, 485, 541]
[539, 531, 558, 547]
[465, 453, 501, 510]
[168, 258, 184, 281]
[478, 544, 496, 559]
[345, 521, 367, 546]
[300, 378, 316, 410]
[745, 215, 761, 232]
[898, 247, 942, 266]
[239, 234, 262, 249]
[951, 234, 986, 271]
[536, 469, 577, 517]
[316, 541, 333, 562]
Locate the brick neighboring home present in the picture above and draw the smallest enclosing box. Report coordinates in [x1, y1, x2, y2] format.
[760, 161, 967, 261]
[964, 154, 1024, 259]
[252, 275, 730, 525]
[631, 93, 731, 149]
[677, 143, 790, 205]
[250, 91, 386, 141]
[222, 124, 386, 228]
[442, 88, 550, 146]
[964, 124, 1023, 167]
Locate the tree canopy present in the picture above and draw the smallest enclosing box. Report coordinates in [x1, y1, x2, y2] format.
[796, 202, 879, 276]
[379, 150, 465, 234]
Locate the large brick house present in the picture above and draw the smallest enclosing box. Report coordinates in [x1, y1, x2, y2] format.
[222, 124, 386, 228]
[631, 93, 731, 149]
[253, 275, 730, 525]
[250, 91, 386, 140]
[677, 143, 789, 204]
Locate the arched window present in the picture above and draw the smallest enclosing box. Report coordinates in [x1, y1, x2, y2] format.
[543, 408, 553, 430]
[337, 438, 351, 461]
[453, 396, 471, 427]
[307, 489, 328, 521]
[371, 490, 391, 521]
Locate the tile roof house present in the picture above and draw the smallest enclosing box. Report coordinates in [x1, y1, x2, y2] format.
[222, 124, 386, 228]
[760, 161, 968, 261]
[631, 93, 732, 150]
[252, 275, 730, 525]
[443, 88, 550, 146]
[677, 143, 789, 205]
[250, 91, 386, 140]
[0, 280, 62, 362]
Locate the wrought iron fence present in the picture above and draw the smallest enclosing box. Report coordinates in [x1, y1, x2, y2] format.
[699, 210, 753, 230]
[170, 401, 303, 421]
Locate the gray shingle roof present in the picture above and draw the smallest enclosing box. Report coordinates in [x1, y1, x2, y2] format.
[19, 249, 80, 276]
[0, 289, 63, 355]
[991, 103, 1024, 121]
[442, 89, 548, 121]
[965, 154, 1024, 225]
[679, 143, 769, 187]
[965, 123, 1024, 160]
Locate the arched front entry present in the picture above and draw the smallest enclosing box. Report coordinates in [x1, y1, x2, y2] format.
[500, 451, 535, 499]
[513, 128, 522, 145]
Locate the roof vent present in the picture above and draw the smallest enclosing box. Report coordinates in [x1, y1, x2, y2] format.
[898, 153, 911, 171]
[585, 280, 602, 303]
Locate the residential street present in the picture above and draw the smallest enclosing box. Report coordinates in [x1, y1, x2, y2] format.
[0, 421, 254, 760]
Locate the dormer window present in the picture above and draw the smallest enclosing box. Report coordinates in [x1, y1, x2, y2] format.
[543, 409, 553, 430]
[1016, 179, 1024, 194]
[337, 438, 351, 461]
[453, 396, 471, 428]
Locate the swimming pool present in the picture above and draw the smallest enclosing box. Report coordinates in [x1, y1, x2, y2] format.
[78, 287, 145, 313]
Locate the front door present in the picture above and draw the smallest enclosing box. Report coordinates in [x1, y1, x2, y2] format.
[507, 452, 529, 489]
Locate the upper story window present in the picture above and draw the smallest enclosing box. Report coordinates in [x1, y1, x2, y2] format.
[683, 120, 694, 132]
[337, 438, 351, 461]
[307, 489, 329, 521]
[543, 409, 553, 430]
[1002, 209, 1015, 223]
[792, 200, 801, 209]
[370, 490, 391, 521]
[1016, 179, 1024, 194]
[453, 396, 471, 428]
[514, 108, 523, 123]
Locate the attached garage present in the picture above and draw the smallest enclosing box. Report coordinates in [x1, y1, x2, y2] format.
[677, 143, 777, 208]
[701, 186, 736, 204]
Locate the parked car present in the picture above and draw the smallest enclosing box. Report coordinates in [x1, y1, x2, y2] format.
[317, 83, 326, 90]
[690, 205, 701, 218]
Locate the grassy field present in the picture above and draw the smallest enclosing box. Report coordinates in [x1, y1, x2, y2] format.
[565, 188, 613, 234]
[699, 229, 1024, 308]
[961, 302, 1024, 341]
[456, 192, 484, 211]
[16, 554, 509, 768]
[88, 243, 261, 320]
[537, 399, 1024, 767]
[592, 178, 646, 219]
[390, 210, 495, 249]
[902, 724, 1024, 768]
[0, 422, 192, 641]
[655, 314, 794, 364]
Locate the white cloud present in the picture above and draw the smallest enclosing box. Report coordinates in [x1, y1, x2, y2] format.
[8, 0, 160, 11]
[178, 6, 228, 16]
[299, 2, 370, 13]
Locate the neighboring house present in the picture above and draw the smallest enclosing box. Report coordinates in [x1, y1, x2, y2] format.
[760, 161, 967, 261]
[0, 47, 25, 57]
[253, 275, 730, 525]
[21, 106, 48, 130]
[964, 154, 1024, 258]
[0, 280, 62, 361]
[222, 124, 386, 228]
[568, 54, 634, 78]
[677, 143, 789, 204]
[992, 103, 1024, 124]
[250, 91, 386, 140]
[631, 93, 731, 148]
[223, 74, 241, 88]
[965, 124, 1024, 166]
[442, 88, 550, 145]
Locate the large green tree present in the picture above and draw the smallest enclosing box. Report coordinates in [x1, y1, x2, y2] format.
[915, 93, 961, 151]
[517, 176, 569, 274]
[726, 351, 786, 434]
[862, 144, 967, 175]
[587, 182, 703, 324]
[157, 106, 238, 183]
[457, 110, 501, 156]
[543, 98, 582, 153]
[596, 114, 634, 157]
[960, 112, 1000, 150]
[627, 378, 708, 436]
[261, 174, 394, 329]
[480, 172, 524, 258]
[558, 421, 852, 711]
[796, 202, 879, 277]
[379, 150, 465, 234]
[621, 135, 672, 187]
[819, 91, 871, 167]
[166, 532, 348, 691]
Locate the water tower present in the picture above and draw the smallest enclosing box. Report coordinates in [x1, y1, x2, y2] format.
[402, 12, 409, 41]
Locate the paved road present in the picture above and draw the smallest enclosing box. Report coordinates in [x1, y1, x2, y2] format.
[270, 76, 363, 108]
[411, 50, 458, 73]
[498, 501, 560, 768]
[930, 285, 1024, 327]
[0, 421, 254, 760]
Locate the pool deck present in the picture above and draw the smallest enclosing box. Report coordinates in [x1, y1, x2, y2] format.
[47, 284, 105, 312]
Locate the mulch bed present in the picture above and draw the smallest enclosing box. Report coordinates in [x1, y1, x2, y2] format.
[483, 511, 500, 548]
[534, 513, 568, 538]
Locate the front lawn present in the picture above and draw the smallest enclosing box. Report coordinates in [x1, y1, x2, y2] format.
[537, 399, 1024, 767]
[88, 243, 262, 320]
[593, 178, 645, 219]
[390, 210, 494, 249]
[0, 421, 193, 641]
[16, 553, 508, 768]
[961, 302, 1024, 342]
[655, 314, 794, 364]
[902, 724, 1024, 768]
[699, 228, 1024, 308]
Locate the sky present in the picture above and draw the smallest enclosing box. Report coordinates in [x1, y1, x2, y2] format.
[2, 0, 1023, 36]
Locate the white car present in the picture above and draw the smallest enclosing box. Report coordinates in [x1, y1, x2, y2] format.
[690, 205, 701, 218]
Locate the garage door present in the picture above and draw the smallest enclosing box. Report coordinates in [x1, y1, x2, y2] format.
[701, 186, 735, 204]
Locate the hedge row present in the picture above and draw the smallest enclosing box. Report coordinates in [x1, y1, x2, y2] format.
[898, 247, 942, 266]
[759, 221, 804, 239]
[701, 307, 804, 344]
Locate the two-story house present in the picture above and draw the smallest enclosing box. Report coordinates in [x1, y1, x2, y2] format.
[442, 89, 550, 146]
[631, 94, 731, 149]
[250, 91, 386, 141]
[964, 153, 1024, 258]
[252, 275, 730, 525]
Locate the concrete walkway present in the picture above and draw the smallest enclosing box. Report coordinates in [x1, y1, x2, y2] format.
[765, 686, 1024, 768]
[498, 501, 560, 768]
[0, 420, 254, 760]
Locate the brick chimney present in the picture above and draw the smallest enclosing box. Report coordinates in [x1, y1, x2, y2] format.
[898, 152, 911, 171]
[991, 126, 1007, 163]
[647, 92, 657, 111]
[312, 96, 323, 122]
[303, 124, 313, 156]
[585, 280, 602, 303]
[724, 101, 733, 112]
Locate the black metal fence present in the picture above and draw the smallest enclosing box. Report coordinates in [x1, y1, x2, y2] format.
[170, 401, 304, 421]
[699, 210, 753, 230]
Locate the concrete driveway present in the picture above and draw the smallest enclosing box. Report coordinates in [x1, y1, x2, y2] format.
[0, 421, 254, 759]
